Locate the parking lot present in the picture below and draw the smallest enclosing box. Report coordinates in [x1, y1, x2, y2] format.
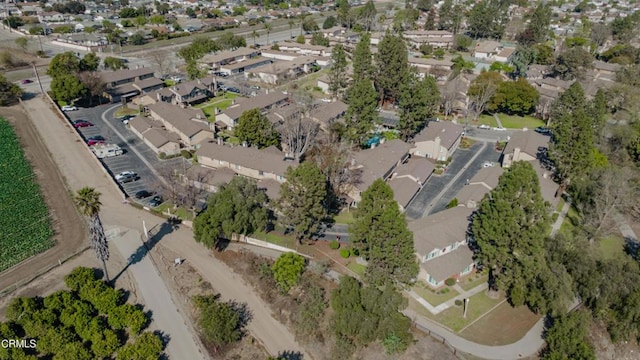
[65, 104, 183, 207]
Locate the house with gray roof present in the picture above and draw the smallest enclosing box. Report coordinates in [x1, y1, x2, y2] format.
[501, 130, 549, 168]
[156, 77, 216, 106]
[200, 47, 261, 70]
[216, 91, 290, 129]
[219, 56, 272, 75]
[128, 116, 181, 156]
[181, 165, 237, 193]
[412, 120, 464, 161]
[309, 100, 348, 129]
[455, 166, 504, 209]
[196, 141, 296, 183]
[409, 206, 475, 288]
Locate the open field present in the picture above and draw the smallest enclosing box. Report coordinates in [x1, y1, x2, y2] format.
[497, 114, 545, 129]
[0, 118, 54, 272]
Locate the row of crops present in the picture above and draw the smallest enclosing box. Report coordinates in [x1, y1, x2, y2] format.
[0, 118, 54, 272]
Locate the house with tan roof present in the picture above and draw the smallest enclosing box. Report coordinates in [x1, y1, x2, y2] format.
[181, 165, 238, 193]
[412, 121, 464, 161]
[455, 166, 504, 209]
[196, 141, 296, 183]
[501, 130, 549, 168]
[219, 56, 272, 75]
[245, 57, 318, 85]
[403, 30, 454, 48]
[309, 100, 348, 130]
[101, 68, 156, 88]
[473, 41, 501, 59]
[388, 157, 435, 211]
[200, 47, 260, 70]
[409, 206, 475, 288]
[216, 91, 290, 129]
[147, 102, 213, 147]
[101, 68, 160, 102]
[128, 116, 182, 156]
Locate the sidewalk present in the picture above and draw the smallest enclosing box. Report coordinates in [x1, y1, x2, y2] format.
[550, 200, 571, 237]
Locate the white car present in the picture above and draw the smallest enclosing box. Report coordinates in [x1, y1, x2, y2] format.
[478, 124, 490, 130]
[482, 162, 495, 168]
[493, 127, 507, 131]
[62, 105, 78, 111]
[115, 171, 138, 181]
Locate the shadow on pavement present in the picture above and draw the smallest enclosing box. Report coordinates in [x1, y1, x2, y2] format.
[111, 220, 179, 283]
[277, 350, 304, 360]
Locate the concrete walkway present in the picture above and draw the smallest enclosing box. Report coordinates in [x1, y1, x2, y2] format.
[493, 113, 504, 128]
[613, 211, 638, 241]
[550, 200, 571, 237]
[111, 229, 206, 360]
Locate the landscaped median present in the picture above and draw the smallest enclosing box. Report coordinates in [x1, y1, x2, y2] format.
[413, 281, 460, 307]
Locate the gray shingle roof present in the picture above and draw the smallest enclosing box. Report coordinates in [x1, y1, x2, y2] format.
[196, 142, 295, 177]
[421, 245, 474, 283]
[409, 206, 474, 256]
[353, 140, 412, 191]
[414, 121, 464, 150]
[503, 131, 549, 158]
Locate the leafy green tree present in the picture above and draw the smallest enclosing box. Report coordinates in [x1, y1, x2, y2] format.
[532, 44, 555, 65]
[194, 295, 243, 351]
[454, 34, 473, 51]
[103, 56, 127, 70]
[128, 32, 146, 45]
[398, 69, 441, 139]
[336, 0, 352, 27]
[47, 52, 80, 77]
[468, 70, 503, 120]
[294, 284, 327, 339]
[424, 7, 437, 30]
[217, 31, 246, 50]
[74, 188, 109, 282]
[194, 177, 269, 249]
[0, 74, 23, 106]
[520, 3, 551, 45]
[51, 74, 86, 104]
[54, 341, 92, 360]
[471, 162, 552, 311]
[467, 0, 508, 39]
[119, 7, 139, 18]
[91, 329, 121, 358]
[235, 108, 279, 148]
[375, 33, 409, 105]
[511, 45, 536, 77]
[542, 311, 596, 360]
[271, 252, 306, 292]
[451, 55, 475, 76]
[345, 79, 378, 146]
[349, 179, 418, 286]
[3, 16, 24, 29]
[352, 33, 373, 83]
[438, 0, 465, 34]
[553, 47, 593, 80]
[116, 332, 163, 360]
[278, 162, 327, 243]
[310, 32, 329, 47]
[323, 15, 337, 29]
[328, 44, 348, 98]
[489, 78, 539, 116]
[79, 52, 100, 72]
[149, 14, 165, 25]
[302, 17, 319, 33]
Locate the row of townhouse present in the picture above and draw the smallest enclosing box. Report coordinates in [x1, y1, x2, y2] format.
[412, 130, 560, 287]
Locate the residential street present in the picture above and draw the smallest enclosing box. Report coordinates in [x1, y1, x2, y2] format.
[19, 96, 309, 359]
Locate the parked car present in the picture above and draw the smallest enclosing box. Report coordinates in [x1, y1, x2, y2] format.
[493, 127, 507, 131]
[87, 135, 106, 141]
[482, 161, 495, 168]
[72, 120, 93, 128]
[149, 195, 163, 207]
[20, 79, 33, 84]
[62, 105, 78, 111]
[87, 139, 106, 146]
[115, 171, 138, 183]
[535, 126, 552, 135]
[478, 124, 491, 130]
[227, 87, 240, 93]
[135, 190, 153, 199]
[250, 85, 261, 90]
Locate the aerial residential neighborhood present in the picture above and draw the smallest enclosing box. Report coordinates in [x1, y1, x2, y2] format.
[1, 0, 640, 359]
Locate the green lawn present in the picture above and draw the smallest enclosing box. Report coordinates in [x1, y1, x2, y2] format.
[460, 273, 489, 292]
[253, 230, 297, 248]
[598, 235, 625, 260]
[154, 202, 195, 221]
[413, 282, 460, 307]
[347, 261, 366, 277]
[559, 205, 582, 238]
[430, 291, 504, 332]
[497, 114, 545, 129]
[333, 210, 355, 224]
[475, 114, 499, 128]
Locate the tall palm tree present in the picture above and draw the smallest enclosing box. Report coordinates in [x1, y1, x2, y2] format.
[263, 23, 272, 45]
[74, 187, 110, 282]
[251, 30, 258, 46]
[298, 13, 308, 36]
[288, 19, 295, 39]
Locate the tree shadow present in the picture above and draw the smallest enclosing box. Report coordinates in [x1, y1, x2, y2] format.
[228, 300, 253, 336]
[153, 330, 171, 360]
[277, 350, 305, 360]
[111, 220, 179, 283]
[214, 238, 230, 252]
[624, 236, 640, 260]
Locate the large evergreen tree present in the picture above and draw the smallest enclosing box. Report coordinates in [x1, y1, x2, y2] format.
[345, 79, 378, 146]
[352, 33, 373, 83]
[467, 0, 508, 39]
[74, 188, 109, 282]
[278, 162, 328, 243]
[328, 44, 348, 99]
[398, 70, 441, 140]
[349, 179, 418, 287]
[471, 162, 551, 310]
[235, 108, 280, 149]
[193, 177, 269, 249]
[375, 33, 409, 105]
[542, 311, 596, 360]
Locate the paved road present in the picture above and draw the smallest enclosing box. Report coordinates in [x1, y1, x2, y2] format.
[111, 230, 206, 360]
[21, 95, 309, 359]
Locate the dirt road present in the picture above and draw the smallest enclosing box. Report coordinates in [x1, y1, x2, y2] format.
[0, 106, 86, 293]
[13, 96, 309, 358]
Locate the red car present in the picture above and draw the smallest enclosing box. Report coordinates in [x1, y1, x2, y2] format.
[72, 120, 93, 128]
[87, 139, 105, 146]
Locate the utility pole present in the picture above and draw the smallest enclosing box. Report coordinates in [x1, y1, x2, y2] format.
[33, 62, 45, 95]
[463, 298, 469, 318]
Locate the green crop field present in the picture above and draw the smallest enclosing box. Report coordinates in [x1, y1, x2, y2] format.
[0, 118, 54, 272]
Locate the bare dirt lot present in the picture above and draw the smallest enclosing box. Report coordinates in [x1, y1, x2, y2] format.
[152, 244, 269, 360]
[0, 106, 86, 294]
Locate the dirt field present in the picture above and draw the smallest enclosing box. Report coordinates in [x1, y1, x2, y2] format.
[152, 244, 269, 359]
[0, 106, 86, 294]
[460, 302, 541, 346]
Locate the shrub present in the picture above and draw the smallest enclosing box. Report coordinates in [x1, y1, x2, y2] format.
[445, 278, 456, 286]
[158, 152, 166, 159]
[329, 239, 340, 250]
[446, 198, 459, 209]
[455, 299, 463, 307]
[551, 212, 559, 222]
[350, 248, 359, 257]
[181, 149, 192, 159]
[439, 288, 450, 294]
[339, 249, 350, 258]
